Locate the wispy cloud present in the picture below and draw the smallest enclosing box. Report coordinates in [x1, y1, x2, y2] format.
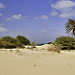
[40, 28, 59, 33]
[6, 18, 12, 21]
[34, 17, 39, 20]
[0, 27, 7, 32]
[6, 14, 28, 21]
[0, 23, 3, 27]
[50, 10, 58, 16]
[40, 30, 47, 32]
[35, 15, 48, 20]
[48, 28, 59, 31]
[0, 3, 5, 8]
[12, 14, 22, 20]
[40, 15, 48, 19]
[0, 23, 7, 32]
[51, 0, 75, 18]
[0, 13, 2, 16]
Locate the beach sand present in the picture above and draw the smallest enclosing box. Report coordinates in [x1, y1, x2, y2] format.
[0, 49, 75, 75]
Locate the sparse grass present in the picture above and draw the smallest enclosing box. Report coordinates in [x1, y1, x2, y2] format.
[41, 48, 46, 50]
[30, 46, 36, 50]
[47, 44, 61, 53]
[15, 49, 20, 54]
[15, 49, 24, 55]
[9, 50, 13, 53]
[18, 52, 23, 55]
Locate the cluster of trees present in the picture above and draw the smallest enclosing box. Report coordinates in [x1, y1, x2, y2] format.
[54, 18, 75, 50]
[54, 36, 75, 49]
[0, 35, 30, 48]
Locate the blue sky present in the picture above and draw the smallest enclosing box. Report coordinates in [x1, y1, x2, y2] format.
[0, 0, 75, 44]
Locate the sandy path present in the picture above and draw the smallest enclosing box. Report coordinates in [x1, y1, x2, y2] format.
[0, 50, 75, 75]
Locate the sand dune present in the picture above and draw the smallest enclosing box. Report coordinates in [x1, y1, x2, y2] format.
[0, 49, 75, 75]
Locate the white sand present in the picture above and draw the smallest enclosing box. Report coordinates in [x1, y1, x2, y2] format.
[0, 49, 75, 75]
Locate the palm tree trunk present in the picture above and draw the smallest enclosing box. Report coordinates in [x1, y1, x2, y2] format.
[73, 28, 75, 35]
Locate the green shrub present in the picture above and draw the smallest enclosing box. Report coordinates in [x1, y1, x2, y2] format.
[0, 36, 24, 48]
[0, 40, 16, 48]
[1, 36, 16, 44]
[16, 35, 30, 45]
[54, 36, 75, 49]
[37, 43, 44, 46]
[47, 42, 53, 44]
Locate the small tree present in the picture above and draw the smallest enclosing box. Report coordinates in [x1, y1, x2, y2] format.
[16, 35, 30, 45]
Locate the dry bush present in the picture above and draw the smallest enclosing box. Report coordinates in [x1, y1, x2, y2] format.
[47, 44, 61, 53]
[30, 42, 36, 50]
[25, 46, 36, 50]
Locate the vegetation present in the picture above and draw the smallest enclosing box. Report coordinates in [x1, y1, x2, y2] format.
[47, 42, 53, 44]
[47, 43, 61, 53]
[30, 41, 35, 46]
[65, 19, 75, 35]
[16, 35, 30, 45]
[0, 35, 30, 48]
[37, 43, 44, 46]
[54, 36, 75, 49]
[30, 42, 36, 50]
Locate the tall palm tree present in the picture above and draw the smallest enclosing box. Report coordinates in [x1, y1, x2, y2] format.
[65, 19, 75, 35]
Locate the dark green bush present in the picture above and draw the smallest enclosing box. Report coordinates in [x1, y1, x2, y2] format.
[0, 36, 24, 48]
[37, 43, 44, 46]
[54, 36, 75, 49]
[47, 42, 53, 44]
[1, 36, 17, 44]
[16, 35, 30, 45]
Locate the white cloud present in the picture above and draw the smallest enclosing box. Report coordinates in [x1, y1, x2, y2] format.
[34, 17, 39, 20]
[59, 12, 75, 18]
[6, 18, 12, 21]
[0, 23, 3, 27]
[0, 3, 4, 8]
[12, 14, 22, 19]
[0, 13, 2, 16]
[0, 26, 7, 32]
[34, 15, 48, 20]
[51, 0, 75, 10]
[50, 10, 58, 16]
[40, 28, 59, 33]
[51, 0, 75, 18]
[40, 15, 48, 19]
[6, 14, 27, 21]
[40, 30, 47, 32]
[0, 23, 7, 32]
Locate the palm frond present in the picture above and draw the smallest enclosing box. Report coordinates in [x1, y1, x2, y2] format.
[65, 19, 75, 35]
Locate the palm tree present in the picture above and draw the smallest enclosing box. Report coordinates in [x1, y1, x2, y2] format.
[65, 19, 75, 35]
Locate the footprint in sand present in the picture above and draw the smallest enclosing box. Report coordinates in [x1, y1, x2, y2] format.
[33, 64, 37, 67]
